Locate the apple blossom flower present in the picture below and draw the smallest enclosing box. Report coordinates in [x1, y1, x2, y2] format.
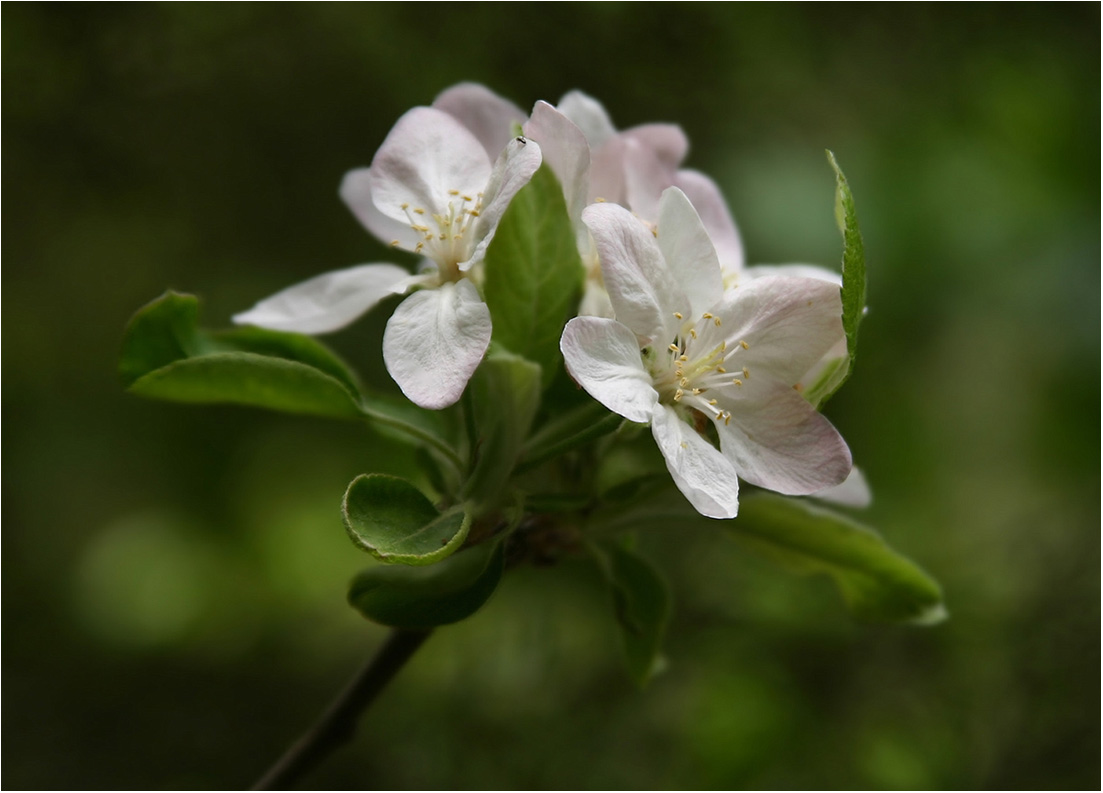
[234, 89, 541, 410]
[560, 188, 852, 519]
[523, 91, 746, 317]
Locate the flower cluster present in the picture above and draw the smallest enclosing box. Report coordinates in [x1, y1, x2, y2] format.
[234, 83, 858, 518]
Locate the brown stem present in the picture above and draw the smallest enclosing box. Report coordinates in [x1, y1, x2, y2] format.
[252, 628, 432, 790]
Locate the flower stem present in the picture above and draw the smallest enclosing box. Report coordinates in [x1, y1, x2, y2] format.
[252, 628, 432, 790]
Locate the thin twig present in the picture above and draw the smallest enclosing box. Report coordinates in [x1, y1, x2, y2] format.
[252, 628, 433, 790]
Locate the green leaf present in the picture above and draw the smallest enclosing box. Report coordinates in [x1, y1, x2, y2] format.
[592, 540, 671, 686]
[730, 493, 946, 625]
[517, 400, 623, 473]
[462, 349, 542, 511]
[121, 291, 364, 419]
[483, 164, 583, 386]
[821, 151, 867, 405]
[343, 474, 469, 565]
[348, 541, 505, 629]
[129, 352, 365, 419]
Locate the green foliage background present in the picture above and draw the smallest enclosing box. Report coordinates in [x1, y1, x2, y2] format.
[4, 4, 1098, 788]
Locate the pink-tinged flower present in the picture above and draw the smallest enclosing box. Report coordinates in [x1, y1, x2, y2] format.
[560, 188, 852, 519]
[523, 91, 746, 316]
[234, 87, 540, 409]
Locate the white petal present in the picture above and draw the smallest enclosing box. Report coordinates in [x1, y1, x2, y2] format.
[339, 167, 420, 249]
[233, 264, 416, 334]
[462, 135, 543, 270]
[811, 466, 872, 508]
[651, 406, 740, 519]
[675, 169, 744, 276]
[523, 101, 591, 230]
[744, 263, 841, 286]
[382, 279, 492, 410]
[557, 90, 617, 148]
[370, 107, 491, 224]
[655, 187, 724, 319]
[432, 82, 527, 161]
[587, 135, 629, 206]
[712, 275, 844, 385]
[560, 316, 657, 423]
[620, 123, 689, 170]
[582, 202, 687, 345]
[716, 379, 852, 495]
[578, 276, 615, 319]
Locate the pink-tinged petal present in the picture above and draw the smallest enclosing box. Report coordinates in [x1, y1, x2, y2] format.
[620, 123, 689, 170]
[716, 379, 852, 495]
[655, 187, 724, 318]
[619, 138, 672, 223]
[339, 167, 420, 249]
[675, 169, 744, 275]
[711, 276, 844, 385]
[812, 466, 872, 508]
[382, 279, 491, 410]
[582, 202, 687, 345]
[233, 264, 417, 334]
[557, 90, 617, 148]
[370, 107, 491, 224]
[432, 82, 527, 161]
[461, 135, 543, 270]
[651, 406, 740, 519]
[588, 136, 628, 205]
[523, 101, 591, 229]
[560, 316, 657, 423]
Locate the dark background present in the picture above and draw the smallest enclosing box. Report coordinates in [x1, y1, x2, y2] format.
[4, 4, 1099, 789]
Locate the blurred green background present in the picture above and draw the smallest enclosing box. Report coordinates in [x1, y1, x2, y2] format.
[3, 4, 1099, 789]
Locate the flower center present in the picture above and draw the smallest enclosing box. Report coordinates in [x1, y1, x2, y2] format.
[646, 311, 752, 427]
[390, 190, 485, 280]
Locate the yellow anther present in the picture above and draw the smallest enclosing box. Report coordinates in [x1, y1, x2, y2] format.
[714, 317, 722, 327]
[733, 379, 743, 386]
[674, 389, 684, 401]
[469, 210, 480, 217]
[724, 413, 732, 425]
[679, 355, 688, 362]
[708, 399, 718, 405]
[448, 189, 459, 195]
[390, 240, 400, 246]
[721, 341, 728, 351]
[462, 195, 474, 202]
[400, 202, 409, 210]
[595, 197, 607, 202]
[414, 242, 424, 252]
[668, 343, 680, 352]
[690, 328, 698, 339]
[651, 227, 658, 237]
[673, 312, 683, 320]
[692, 388, 702, 396]
[717, 366, 726, 373]
[413, 208, 425, 215]
[702, 312, 713, 319]
[740, 340, 749, 350]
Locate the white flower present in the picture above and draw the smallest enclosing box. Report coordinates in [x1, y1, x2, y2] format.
[523, 90, 746, 317]
[234, 86, 541, 410]
[560, 188, 852, 519]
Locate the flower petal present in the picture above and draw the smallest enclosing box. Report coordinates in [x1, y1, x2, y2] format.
[560, 316, 657, 423]
[744, 263, 841, 285]
[339, 167, 420, 249]
[655, 187, 724, 319]
[651, 405, 740, 519]
[370, 107, 491, 224]
[712, 275, 844, 385]
[557, 90, 617, 148]
[811, 466, 872, 508]
[432, 82, 527, 161]
[675, 169, 744, 276]
[233, 264, 417, 334]
[461, 135, 543, 270]
[582, 201, 687, 345]
[523, 101, 591, 230]
[716, 379, 852, 495]
[382, 279, 492, 410]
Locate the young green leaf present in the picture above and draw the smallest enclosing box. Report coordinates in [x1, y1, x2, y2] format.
[347, 541, 505, 629]
[343, 474, 469, 565]
[731, 493, 946, 625]
[819, 151, 867, 405]
[483, 164, 583, 387]
[461, 349, 542, 511]
[592, 540, 671, 686]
